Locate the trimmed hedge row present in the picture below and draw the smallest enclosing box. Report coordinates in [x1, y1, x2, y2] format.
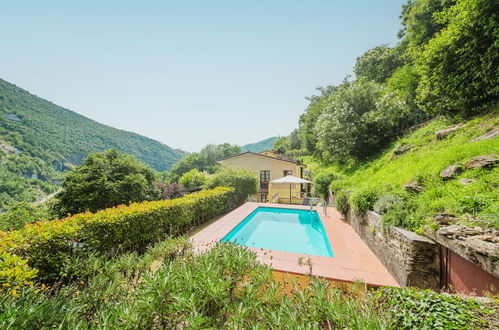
[0, 187, 237, 287]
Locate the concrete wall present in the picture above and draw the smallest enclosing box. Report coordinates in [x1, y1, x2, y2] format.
[344, 209, 441, 289]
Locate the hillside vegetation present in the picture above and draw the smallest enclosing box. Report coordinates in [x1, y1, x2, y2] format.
[0, 78, 186, 208]
[273, 0, 498, 234]
[306, 110, 498, 232]
[241, 136, 278, 152]
[0, 79, 186, 172]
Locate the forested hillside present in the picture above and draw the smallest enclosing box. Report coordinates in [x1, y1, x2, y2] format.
[275, 0, 498, 231]
[0, 78, 186, 208]
[241, 136, 278, 152]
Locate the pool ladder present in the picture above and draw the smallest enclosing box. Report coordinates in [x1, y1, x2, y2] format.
[310, 198, 327, 215]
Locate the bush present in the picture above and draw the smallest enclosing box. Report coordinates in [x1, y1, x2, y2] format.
[312, 171, 337, 200]
[0, 241, 388, 329]
[179, 169, 209, 189]
[204, 168, 257, 205]
[373, 287, 493, 329]
[350, 188, 379, 215]
[334, 190, 349, 216]
[373, 194, 402, 214]
[381, 199, 425, 230]
[0, 187, 237, 286]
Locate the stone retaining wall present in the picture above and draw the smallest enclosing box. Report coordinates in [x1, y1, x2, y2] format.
[344, 209, 440, 289]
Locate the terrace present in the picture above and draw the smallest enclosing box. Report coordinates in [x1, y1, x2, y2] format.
[191, 202, 398, 288]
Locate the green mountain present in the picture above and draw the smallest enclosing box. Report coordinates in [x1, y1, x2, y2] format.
[241, 137, 278, 153]
[0, 78, 187, 208]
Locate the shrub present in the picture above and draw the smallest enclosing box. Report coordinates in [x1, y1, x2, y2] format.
[0, 252, 38, 292]
[0, 187, 237, 286]
[373, 287, 493, 329]
[204, 168, 257, 205]
[335, 190, 349, 216]
[0, 242, 388, 329]
[179, 169, 209, 189]
[381, 199, 426, 231]
[350, 188, 379, 215]
[329, 178, 348, 192]
[312, 171, 337, 200]
[373, 194, 402, 214]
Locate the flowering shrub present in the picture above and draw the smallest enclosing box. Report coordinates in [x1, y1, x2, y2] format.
[0, 187, 237, 286]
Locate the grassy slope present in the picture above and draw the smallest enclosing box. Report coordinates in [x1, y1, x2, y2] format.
[304, 110, 498, 232]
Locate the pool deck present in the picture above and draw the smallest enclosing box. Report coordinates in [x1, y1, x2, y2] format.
[190, 202, 399, 288]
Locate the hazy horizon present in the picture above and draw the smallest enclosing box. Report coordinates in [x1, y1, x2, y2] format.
[1, 0, 405, 152]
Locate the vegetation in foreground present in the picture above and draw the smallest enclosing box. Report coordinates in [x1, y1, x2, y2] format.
[0, 239, 494, 329]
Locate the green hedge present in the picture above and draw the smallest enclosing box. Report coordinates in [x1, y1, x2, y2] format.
[0, 187, 237, 287]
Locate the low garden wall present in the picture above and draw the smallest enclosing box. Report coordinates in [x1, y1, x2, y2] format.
[343, 208, 440, 289]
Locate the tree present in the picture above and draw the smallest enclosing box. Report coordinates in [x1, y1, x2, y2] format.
[354, 45, 403, 83]
[179, 169, 209, 189]
[272, 137, 289, 155]
[298, 85, 339, 155]
[169, 143, 241, 182]
[287, 129, 301, 150]
[398, 0, 454, 59]
[312, 171, 337, 200]
[315, 79, 410, 161]
[0, 202, 50, 231]
[204, 168, 257, 205]
[416, 0, 499, 115]
[52, 149, 159, 216]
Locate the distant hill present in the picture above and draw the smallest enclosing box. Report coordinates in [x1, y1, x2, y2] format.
[0, 79, 186, 171]
[241, 137, 278, 153]
[0, 78, 187, 208]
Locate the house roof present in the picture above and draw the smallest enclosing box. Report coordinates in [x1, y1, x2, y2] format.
[217, 151, 304, 166]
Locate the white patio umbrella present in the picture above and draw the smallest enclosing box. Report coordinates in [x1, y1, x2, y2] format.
[270, 175, 311, 203]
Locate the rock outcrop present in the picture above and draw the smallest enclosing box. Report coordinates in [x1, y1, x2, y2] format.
[428, 224, 499, 278]
[440, 165, 463, 180]
[472, 127, 499, 142]
[435, 124, 465, 140]
[404, 181, 423, 193]
[465, 155, 498, 169]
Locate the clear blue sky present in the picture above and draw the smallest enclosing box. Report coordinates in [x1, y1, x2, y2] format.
[1, 0, 405, 152]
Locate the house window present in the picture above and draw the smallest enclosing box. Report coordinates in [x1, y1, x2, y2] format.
[283, 170, 292, 176]
[260, 170, 270, 190]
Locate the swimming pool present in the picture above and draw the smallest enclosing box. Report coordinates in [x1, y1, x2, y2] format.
[221, 207, 333, 257]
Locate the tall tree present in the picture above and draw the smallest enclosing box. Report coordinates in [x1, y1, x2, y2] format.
[354, 45, 403, 83]
[416, 0, 499, 115]
[52, 149, 159, 216]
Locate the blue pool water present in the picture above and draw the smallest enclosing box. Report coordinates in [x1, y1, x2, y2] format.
[221, 207, 333, 257]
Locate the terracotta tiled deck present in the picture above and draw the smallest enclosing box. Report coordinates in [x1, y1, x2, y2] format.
[190, 202, 399, 287]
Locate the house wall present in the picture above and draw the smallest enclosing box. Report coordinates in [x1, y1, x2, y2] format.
[218, 153, 303, 202]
